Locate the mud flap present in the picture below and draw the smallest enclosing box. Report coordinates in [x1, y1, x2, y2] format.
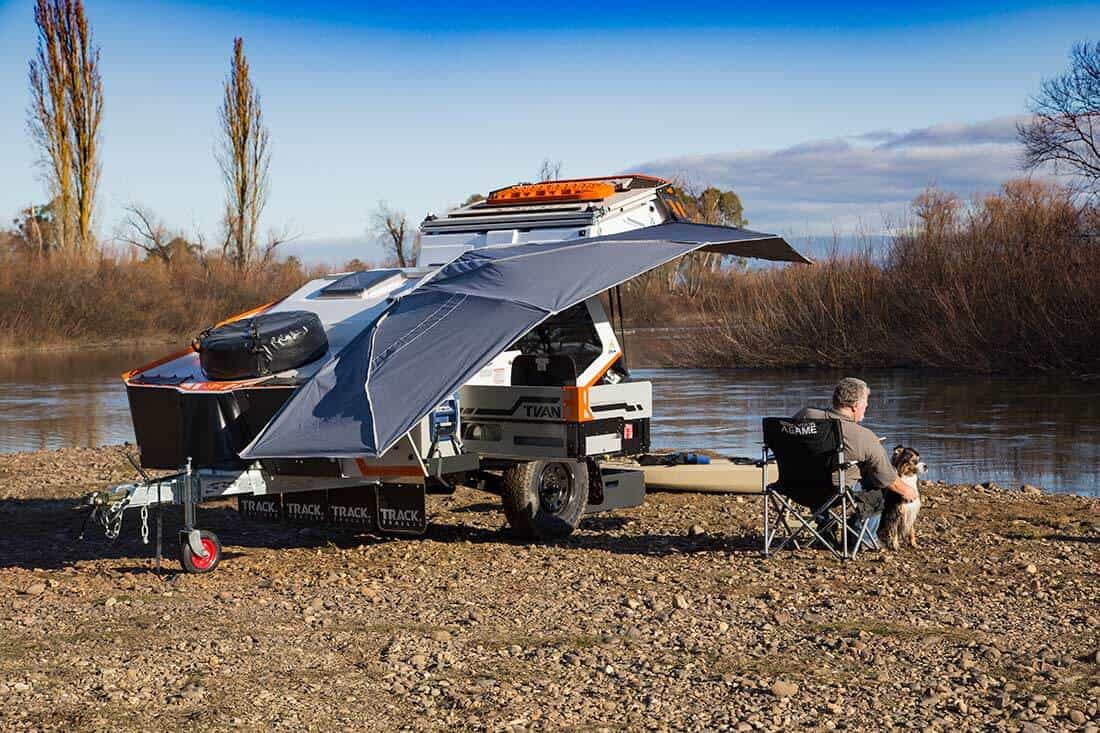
[239, 490, 378, 529]
[236, 485, 426, 535]
[376, 484, 427, 535]
[239, 494, 282, 521]
[327, 487, 377, 528]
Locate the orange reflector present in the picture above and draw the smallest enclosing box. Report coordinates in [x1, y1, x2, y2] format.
[488, 180, 616, 205]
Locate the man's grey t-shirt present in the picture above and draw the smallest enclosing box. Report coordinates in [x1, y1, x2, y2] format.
[793, 407, 897, 489]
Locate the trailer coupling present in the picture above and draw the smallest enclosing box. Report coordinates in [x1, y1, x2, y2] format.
[79, 462, 221, 573]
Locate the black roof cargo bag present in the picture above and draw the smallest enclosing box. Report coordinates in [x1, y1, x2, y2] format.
[196, 311, 328, 381]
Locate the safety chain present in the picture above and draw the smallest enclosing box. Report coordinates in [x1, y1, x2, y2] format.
[140, 505, 150, 545]
[103, 496, 131, 540]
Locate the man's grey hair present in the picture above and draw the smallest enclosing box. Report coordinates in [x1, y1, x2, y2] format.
[832, 377, 869, 409]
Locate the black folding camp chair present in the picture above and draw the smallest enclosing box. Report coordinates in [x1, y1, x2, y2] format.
[760, 418, 880, 560]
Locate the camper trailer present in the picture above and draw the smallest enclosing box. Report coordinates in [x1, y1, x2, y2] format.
[86, 175, 808, 573]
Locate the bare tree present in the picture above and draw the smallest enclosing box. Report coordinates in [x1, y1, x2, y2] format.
[118, 205, 172, 262]
[217, 37, 270, 266]
[1018, 41, 1100, 195]
[537, 159, 563, 182]
[371, 202, 417, 267]
[912, 188, 960, 237]
[117, 205, 203, 263]
[258, 225, 299, 265]
[28, 0, 103, 258]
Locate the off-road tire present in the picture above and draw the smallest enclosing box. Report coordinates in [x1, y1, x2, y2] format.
[501, 460, 588, 540]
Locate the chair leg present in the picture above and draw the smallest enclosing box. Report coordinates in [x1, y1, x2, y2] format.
[763, 491, 770, 558]
[765, 490, 774, 554]
[765, 488, 881, 562]
[765, 495, 804, 555]
[811, 510, 848, 560]
[779, 508, 801, 549]
[809, 493, 847, 557]
[763, 493, 787, 556]
[768, 495, 846, 559]
[841, 490, 882, 559]
[761, 447, 769, 558]
[851, 518, 876, 558]
[853, 515, 881, 555]
[842, 494, 850, 559]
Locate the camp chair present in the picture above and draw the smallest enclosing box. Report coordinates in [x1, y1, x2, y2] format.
[760, 418, 880, 560]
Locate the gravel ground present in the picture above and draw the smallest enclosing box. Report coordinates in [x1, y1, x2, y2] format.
[1, 445, 1098, 733]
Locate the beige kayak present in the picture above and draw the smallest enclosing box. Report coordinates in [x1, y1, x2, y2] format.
[641, 459, 776, 494]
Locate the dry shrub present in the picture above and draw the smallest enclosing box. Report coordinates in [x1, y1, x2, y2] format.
[4, 179, 1096, 375]
[674, 179, 1100, 373]
[886, 179, 1097, 371]
[0, 251, 323, 350]
[681, 255, 892, 368]
[619, 269, 696, 326]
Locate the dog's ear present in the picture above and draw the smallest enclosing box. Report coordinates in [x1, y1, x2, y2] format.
[893, 445, 904, 456]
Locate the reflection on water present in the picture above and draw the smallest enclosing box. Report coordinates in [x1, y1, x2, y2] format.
[1, 350, 1096, 497]
[637, 368, 1099, 497]
[0, 346, 170, 455]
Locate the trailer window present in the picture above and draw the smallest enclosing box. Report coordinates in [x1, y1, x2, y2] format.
[509, 302, 602, 373]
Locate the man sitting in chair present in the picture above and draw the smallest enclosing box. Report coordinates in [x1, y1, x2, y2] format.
[794, 377, 916, 543]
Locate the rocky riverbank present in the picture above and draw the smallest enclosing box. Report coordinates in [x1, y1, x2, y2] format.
[1, 445, 1098, 732]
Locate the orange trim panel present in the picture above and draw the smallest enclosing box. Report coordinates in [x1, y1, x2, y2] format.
[561, 386, 594, 422]
[122, 345, 195, 381]
[584, 352, 622, 388]
[355, 458, 424, 478]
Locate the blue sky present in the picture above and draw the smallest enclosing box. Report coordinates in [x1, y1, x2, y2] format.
[0, 0, 1096, 262]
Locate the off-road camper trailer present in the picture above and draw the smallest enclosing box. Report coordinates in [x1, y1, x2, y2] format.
[87, 175, 808, 572]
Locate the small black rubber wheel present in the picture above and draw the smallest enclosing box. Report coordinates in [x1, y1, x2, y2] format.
[179, 530, 221, 574]
[501, 461, 588, 540]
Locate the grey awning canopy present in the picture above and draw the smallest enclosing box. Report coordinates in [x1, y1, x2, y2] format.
[596, 222, 810, 263]
[240, 222, 809, 459]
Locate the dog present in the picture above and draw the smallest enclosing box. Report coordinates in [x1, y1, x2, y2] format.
[878, 445, 925, 549]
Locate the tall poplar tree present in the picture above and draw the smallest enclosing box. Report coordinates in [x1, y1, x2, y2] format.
[28, 0, 103, 258]
[217, 37, 270, 266]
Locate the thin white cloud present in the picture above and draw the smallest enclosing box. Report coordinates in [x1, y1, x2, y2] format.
[634, 116, 1041, 236]
[873, 117, 1023, 149]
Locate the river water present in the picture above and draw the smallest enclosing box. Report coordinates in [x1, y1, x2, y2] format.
[1, 349, 1096, 496]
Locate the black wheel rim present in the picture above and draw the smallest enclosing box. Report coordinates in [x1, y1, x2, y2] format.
[537, 463, 574, 515]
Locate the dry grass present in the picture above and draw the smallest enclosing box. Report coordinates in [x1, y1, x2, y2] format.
[0, 251, 323, 350]
[643, 180, 1100, 373]
[4, 179, 1098, 376]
